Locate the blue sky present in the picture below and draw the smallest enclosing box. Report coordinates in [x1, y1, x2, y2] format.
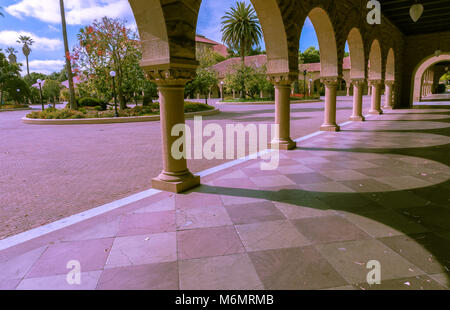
[0, 0, 320, 76]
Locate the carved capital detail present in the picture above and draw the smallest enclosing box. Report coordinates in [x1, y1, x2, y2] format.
[145, 68, 197, 86]
[320, 76, 339, 87]
[385, 80, 395, 87]
[267, 72, 299, 86]
[351, 78, 366, 87]
[368, 79, 383, 87]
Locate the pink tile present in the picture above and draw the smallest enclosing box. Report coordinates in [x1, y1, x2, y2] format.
[0, 246, 47, 281]
[97, 262, 178, 290]
[26, 238, 113, 278]
[177, 226, 245, 260]
[16, 271, 102, 290]
[117, 211, 175, 237]
[0, 278, 21, 290]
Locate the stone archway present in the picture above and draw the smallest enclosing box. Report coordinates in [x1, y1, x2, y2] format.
[307, 7, 339, 78]
[411, 53, 450, 104]
[383, 48, 396, 109]
[368, 39, 382, 80]
[347, 28, 365, 80]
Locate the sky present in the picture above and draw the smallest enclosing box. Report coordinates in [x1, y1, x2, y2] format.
[0, 0, 320, 76]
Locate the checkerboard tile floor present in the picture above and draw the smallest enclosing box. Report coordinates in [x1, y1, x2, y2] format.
[1, 108, 450, 290]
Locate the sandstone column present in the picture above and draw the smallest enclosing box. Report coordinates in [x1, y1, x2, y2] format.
[350, 79, 365, 122]
[369, 79, 383, 115]
[383, 80, 395, 109]
[269, 73, 297, 150]
[346, 82, 351, 96]
[320, 77, 340, 131]
[148, 69, 200, 193]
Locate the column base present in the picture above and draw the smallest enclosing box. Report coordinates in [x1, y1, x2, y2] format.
[349, 115, 365, 122]
[320, 124, 341, 132]
[268, 138, 297, 150]
[369, 109, 383, 115]
[382, 105, 393, 110]
[152, 171, 200, 193]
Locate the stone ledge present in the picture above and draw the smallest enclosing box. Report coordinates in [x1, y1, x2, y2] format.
[21, 108, 220, 125]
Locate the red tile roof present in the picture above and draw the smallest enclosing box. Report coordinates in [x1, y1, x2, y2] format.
[211, 54, 267, 78]
[196, 35, 229, 57]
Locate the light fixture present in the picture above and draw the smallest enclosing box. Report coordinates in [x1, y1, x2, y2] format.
[410, 1, 424, 23]
[37, 79, 42, 84]
[435, 49, 442, 57]
[110, 71, 116, 77]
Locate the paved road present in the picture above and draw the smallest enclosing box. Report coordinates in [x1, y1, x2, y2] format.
[0, 96, 375, 239]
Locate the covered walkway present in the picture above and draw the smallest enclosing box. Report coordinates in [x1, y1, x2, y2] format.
[1, 103, 449, 290]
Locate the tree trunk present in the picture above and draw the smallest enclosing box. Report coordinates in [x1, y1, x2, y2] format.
[240, 46, 246, 99]
[60, 0, 77, 110]
[26, 56, 30, 76]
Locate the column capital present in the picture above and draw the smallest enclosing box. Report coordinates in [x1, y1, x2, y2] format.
[351, 78, 366, 86]
[144, 67, 197, 86]
[368, 79, 383, 86]
[385, 80, 395, 86]
[320, 76, 339, 87]
[267, 72, 299, 86]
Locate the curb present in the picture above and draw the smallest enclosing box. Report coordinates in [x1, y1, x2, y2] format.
[217, 99, 322, 105]
[22, 108, 220, 125]
[0, 108, 32, 113]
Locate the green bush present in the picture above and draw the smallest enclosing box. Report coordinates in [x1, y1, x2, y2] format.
[78, 97, 108, 110]
[184, 102, 214, 113]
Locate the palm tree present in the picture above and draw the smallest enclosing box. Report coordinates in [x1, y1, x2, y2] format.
[0, 6, 4, 17]
[17, 35, 34, 76]
[5, 47, 18, 64]
[60, 0, 77, 109]
[221, 1, 262, 66]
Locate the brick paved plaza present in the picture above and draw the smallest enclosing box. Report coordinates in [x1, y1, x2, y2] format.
[0, 99, 449, 290]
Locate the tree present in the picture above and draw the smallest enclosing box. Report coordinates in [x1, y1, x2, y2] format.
[60, 0, 77, 109]
[17, 36, 34, 76]
[5, 47, 18, 64]
[191, 68, 218, 105]
[42, 80, 62, 107]
[223, 64, 272, 99]
[0, 6, 4, 17]
[0, 52, 22, 106]
[221, 2, 262, 66]
[74, 17, 141, 110]
[299, 46, 320, 64]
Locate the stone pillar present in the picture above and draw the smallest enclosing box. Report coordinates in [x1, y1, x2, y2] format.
[383, 80, 395, 109]
[369, 79, 383, 115]
[268, 73, 297, 150]
[346, 82, 351, 97]
[148, 69, 200, 193]
[233, 90, 236, 99]
[350, 79, 365, 122]
[368, 86, 372, 96]
[320, 77, 340, 132]
[260, 90, 264, 99]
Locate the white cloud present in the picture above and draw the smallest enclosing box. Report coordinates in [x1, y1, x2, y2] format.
[0, 30, 62, 51]
[6, 0, 134, 25]
[48, 25, 60, 32]
[23, 59, 65, 75]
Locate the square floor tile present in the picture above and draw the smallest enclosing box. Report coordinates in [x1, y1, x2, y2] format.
[179, 254, 263, 290]
[375, 176, 432, 190]
[379, 233, 450, 275]
[97, 262, 178, 290]
[177, 226, 244, 260]
[316, 239, 424, 285]
[248, 246, 348, 290]
[298, 182, 356, 193]
[340, 179, 396, 193]
[429, 273, 450, 289]
[340, 210, 428, 238]
[225, 201, 285, 225]
[286, 172, 332, 185]
[236, 220, 310, 252]
[0, 246, 47, 281]
[250, 175, 296, 188]
[292, 216, 371, 244]
[176, 203, 232, 230]
[367, 191, 430, 209]
[314, 193, 384, 214]
[117, 211, 175, 237]
[274, 201, 337, 220]
[354, 275, 446, 290]
[26, 239, 113, 278]
[17, 271, 102, 290]
[0, 278, 20, 290]
[319, 170, 371, 181]
[132, 197, 175, 214]
[105, 232, 176, 268]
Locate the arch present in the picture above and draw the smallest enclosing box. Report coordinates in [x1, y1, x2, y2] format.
[411, 53, 450, 104]
[346, 28, 365, 79]
[385, 48, 395, 81]
[307, 7, 338, 77]
[368, 39, 382, 80]
[129, 0, 292, 74]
